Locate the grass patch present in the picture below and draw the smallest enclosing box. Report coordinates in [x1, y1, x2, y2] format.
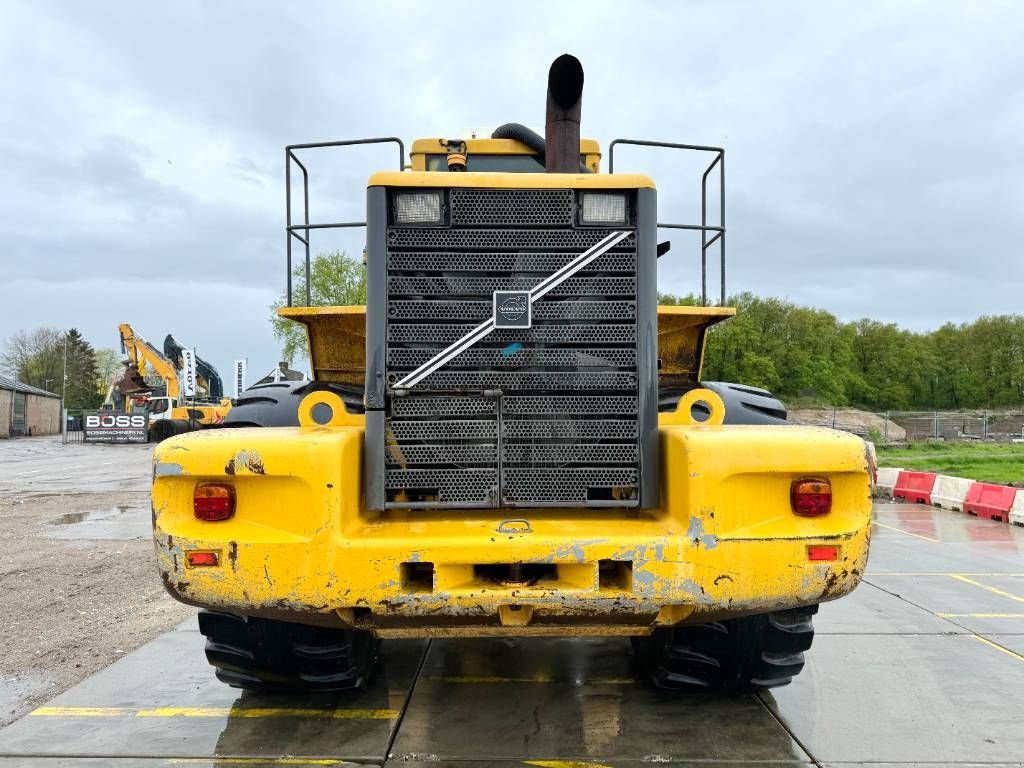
[876, 441, 1024, 484]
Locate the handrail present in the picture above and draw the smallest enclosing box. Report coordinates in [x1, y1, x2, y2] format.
[609, 138, 726, 305]
[285, 137, 405, 306]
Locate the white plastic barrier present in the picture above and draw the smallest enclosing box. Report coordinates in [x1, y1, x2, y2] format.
[931, 475, 975, 512]
[875, 467, 902, 499]
[1011, 490, 1024, 527]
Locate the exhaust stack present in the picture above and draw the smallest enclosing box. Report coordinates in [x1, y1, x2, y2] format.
[545, 54, 584, 173]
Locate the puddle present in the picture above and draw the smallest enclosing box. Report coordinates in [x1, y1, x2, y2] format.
[50, 505, 133, 526]
[46, 505, 150, 541]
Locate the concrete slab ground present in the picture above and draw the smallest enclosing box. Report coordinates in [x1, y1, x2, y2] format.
[0, 499, 1022, 766]
[0, 437, 191, 728]
[0, 436, 152, 495]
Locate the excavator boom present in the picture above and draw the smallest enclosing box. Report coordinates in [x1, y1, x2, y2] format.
[116, 323, 180, 401]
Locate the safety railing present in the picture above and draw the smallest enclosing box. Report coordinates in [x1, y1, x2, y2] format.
[609, 139, 726, 306]
[285, 137, 724, 306]
[285, 138, 405, 307]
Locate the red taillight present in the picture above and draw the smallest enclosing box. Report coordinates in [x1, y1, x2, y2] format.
[187, 551, 219, 567]
[808, 545, 839, 561]
[791, 478, 832, 516]
[193, 483, 235, 521]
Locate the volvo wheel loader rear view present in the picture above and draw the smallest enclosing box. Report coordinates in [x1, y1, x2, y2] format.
[152, 55, 873, 692]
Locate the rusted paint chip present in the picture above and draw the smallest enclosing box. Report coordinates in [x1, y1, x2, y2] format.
[225, 450, 266, 476]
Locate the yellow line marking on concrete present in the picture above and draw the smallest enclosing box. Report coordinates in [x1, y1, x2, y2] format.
[31, 706, 398, 720]
[30, 707, 131, 717]
[440, 675, 633, 685]
[527, 761, 615, 768]
[938, 613, 1024, 618]
[165, 761, 346, 765]
[872, 522, 941, 543]
[949, 574, 1024, 603]
[972, 634, 1024, 662]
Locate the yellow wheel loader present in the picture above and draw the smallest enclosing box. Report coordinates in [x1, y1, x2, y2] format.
[151, 55, 873, 693]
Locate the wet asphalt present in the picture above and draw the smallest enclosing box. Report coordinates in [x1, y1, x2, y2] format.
[1, 441, 1022, 766]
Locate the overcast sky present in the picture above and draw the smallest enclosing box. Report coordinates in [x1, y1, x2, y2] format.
[2, 1, 1022, 385]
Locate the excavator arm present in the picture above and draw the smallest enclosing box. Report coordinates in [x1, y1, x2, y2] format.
[116, 323, 180, 401]
[163, 334, 224, 400]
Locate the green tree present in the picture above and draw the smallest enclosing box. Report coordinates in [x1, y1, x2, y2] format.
[270, 250, 367, 364]
[93, 348, 122, 398]
[63, 329, 102, 409]
[657, 291, 700, 306]
[2, 327, 64, 392]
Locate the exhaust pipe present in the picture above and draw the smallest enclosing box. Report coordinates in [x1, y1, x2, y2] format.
[545, 54, 584, 173]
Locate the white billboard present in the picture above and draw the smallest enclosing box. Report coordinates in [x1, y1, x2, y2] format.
[234, 359, 247, 397]
[182, 349, 197, 398]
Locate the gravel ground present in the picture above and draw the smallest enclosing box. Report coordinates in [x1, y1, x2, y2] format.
[0, 473, 193, 726]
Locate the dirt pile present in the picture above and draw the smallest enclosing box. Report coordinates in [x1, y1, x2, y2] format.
[788, 408, 906, 442]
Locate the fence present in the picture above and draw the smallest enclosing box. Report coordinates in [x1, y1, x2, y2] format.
[794, 407, 1024, 443]
[62, 408, 85, 444]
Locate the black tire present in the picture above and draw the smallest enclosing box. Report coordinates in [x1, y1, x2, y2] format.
[199, 610, 379, 692]
[148, 418, 191, 443]
[633, 604, 818, 692]
[658, 381, 787, 424]
[700, 381, 787, 424]
[224, 380, 364, 428]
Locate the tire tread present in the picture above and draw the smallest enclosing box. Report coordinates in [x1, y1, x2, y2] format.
[635, 605, 818, 692]
[198, 610, 378, 692]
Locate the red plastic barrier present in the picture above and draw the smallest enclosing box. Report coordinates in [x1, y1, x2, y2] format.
[963, 482, 1015, 523]
[893, 471, 937, 505]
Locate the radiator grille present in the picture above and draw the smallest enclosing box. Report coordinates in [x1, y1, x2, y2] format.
[450, 188, 574, 226]
[383, 188, 641, 508]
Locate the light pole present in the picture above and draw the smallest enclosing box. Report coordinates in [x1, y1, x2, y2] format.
[61, 331, 68, 403]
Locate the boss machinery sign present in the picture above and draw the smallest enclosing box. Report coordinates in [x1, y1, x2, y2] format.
[82, 411, 148, 443]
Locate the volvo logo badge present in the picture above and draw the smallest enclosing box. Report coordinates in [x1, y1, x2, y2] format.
[493, 290, 532, 328]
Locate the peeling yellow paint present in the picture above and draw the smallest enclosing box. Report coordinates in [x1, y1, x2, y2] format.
[151, 424, 872, 634]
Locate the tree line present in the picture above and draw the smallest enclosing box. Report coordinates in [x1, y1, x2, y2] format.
[662, 291, 1024, 411]
[2, 328, 121, 410]
[268, 251, 1024, 412]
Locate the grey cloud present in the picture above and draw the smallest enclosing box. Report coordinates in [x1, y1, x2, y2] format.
[3, 0, 1023, 379]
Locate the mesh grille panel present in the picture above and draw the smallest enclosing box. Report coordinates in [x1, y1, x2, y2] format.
[388, 228, 635, 250]
[385, 468, 497, 506]
[388, 324, 637, 345]
[391, 396, 496, 418]
[387, 444, 498, 466]
[382, 187, 641, 509]
[389, 420, 497, 440]
[450, 189, 574, 226]
[388, 251, 636, 273]
[395, 371, 637, 391]
[502, 443, 639, 464]
[503, 395, 638, 415]
[387, 275, 636, 297]
[388, 299, 636, 321]
[389, 347, 637, 369]
[503, 419, 638, 440]
[503, 468, 638, 505]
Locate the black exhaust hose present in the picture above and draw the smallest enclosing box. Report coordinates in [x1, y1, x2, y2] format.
[490, 122, 591, 172]
[491, 123, 546, 162]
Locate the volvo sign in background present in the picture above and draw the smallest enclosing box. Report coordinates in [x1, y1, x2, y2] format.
[82, 411, 148, 443]
[182, 348, 197, 397]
